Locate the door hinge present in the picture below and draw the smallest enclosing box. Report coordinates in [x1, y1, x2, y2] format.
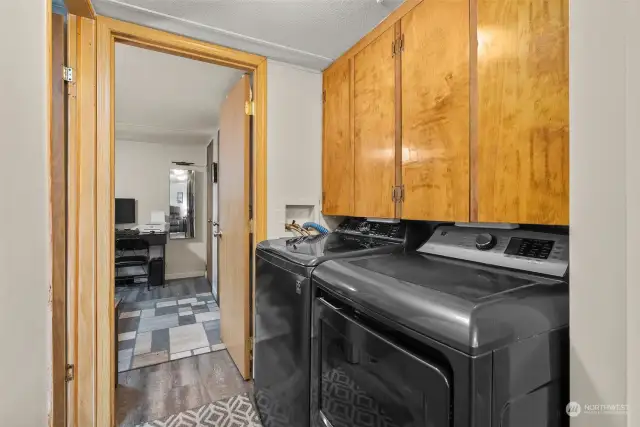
[245, 101, 255, 116]
[247, 337, 254, 360]
[65, 364, 75, 382]
[392, 185, 405, 203]
[249, 218, 254, 234]
[322, 90, 326, 103]
[63, 66, 74, 83]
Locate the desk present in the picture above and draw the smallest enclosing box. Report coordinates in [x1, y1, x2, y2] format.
[115, 231, 167, 287]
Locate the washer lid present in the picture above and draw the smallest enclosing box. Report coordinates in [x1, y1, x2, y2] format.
[256, 233, 401, 268]
[312, 253, 569, 355]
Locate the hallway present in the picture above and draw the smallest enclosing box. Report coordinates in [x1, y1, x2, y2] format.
[115, 278, 260, 426]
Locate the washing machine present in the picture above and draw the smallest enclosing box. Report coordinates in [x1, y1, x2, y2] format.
[254, 218, 430, 427]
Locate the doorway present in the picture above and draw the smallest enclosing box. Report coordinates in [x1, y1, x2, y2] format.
[65, 15, 267, 427]
[207, 135, 220, 302]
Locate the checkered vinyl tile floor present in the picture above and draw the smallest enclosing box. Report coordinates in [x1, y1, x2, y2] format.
[117, 280, 225, 371]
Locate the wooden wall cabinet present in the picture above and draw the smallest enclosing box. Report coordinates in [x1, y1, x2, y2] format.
[475, 0, 569, 225]
[353, 27, 397, 219]
[400, 0, 470, 221]
[322, 58, 354, 216]
[321, 0, 569, 225]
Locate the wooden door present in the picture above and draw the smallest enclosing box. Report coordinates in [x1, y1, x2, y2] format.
[206, 141, 214, 286]
[400, 0, 470, 221]
[218, 75, 252, 379]
[322, 59, 353, 215]
[354, 28, 397, 218]
[476, 0, 569, 224]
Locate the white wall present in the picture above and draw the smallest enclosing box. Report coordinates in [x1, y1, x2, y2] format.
[116, 140, 208, 279]
[266, 60, 323, 239]
[0, 1, 50, 425]
[626, 2, 640, 425]
[570, 0, 639, 425]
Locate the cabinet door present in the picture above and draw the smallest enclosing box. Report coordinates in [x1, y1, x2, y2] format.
[323, 59, 354, 215]
[400, 0, 470, 221]
[477, 0, 569, 224]
[354, 28, 397, 219]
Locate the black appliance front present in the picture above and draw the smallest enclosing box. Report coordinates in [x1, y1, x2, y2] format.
[311, 296, 452, 427]
[310, 225, 570, 427]
[254, 218, 430, 427]
[254, 255, 313, 427]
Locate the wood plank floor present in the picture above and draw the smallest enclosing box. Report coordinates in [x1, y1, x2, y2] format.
[116, 349, 252, 426]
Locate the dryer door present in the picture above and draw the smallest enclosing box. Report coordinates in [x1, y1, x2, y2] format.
[312, 297, 452, 427]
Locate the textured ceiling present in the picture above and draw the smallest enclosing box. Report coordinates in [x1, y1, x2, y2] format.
[115, 43, 244, 145]
[94, 0, 405, 70]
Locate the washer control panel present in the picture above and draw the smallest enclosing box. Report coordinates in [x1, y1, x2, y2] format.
[419, 226, 569, 277]
[335, 218, 405, 241]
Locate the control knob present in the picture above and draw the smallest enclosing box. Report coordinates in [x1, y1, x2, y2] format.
[475, 233, 496, 251]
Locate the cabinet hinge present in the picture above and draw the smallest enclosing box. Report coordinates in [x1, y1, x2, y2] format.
[392, 185, 405, 203]
[63, 66, 74, 83]
[65, 364, 75, 382]
[245, 101, 255, 116]
[392, 35, 404, 58]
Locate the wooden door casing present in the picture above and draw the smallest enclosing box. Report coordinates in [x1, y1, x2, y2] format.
[51, 12, 67, 427]
[218, 75, 252, 379]
[353, 27, 397, 219]
[322, 59, 354, 216]
[73, 16, 267, 426]
[476, 0, 569, 224]
[400, 0, 470, 221]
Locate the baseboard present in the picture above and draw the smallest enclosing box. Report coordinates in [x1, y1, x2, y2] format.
[165, 271, 206, 281]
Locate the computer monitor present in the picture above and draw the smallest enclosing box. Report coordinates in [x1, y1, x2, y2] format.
[115, 198, 136, 224]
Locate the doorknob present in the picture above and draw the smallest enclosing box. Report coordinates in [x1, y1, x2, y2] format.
[214, 231, 223, 238]
[207, 219, 213, 223]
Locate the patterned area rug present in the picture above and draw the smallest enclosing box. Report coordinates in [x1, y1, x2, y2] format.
[136, 393, 262, 427]
[117, 291, 225, 372]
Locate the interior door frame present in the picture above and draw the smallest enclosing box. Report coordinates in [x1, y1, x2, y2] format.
[213, 132, 220, 302]
[206, 139, 214, 287]
[67, 16, 267, 427]
[50, 7, 67, 427]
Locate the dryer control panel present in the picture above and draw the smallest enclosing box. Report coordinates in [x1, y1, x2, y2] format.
[418, 226, 569, 277]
